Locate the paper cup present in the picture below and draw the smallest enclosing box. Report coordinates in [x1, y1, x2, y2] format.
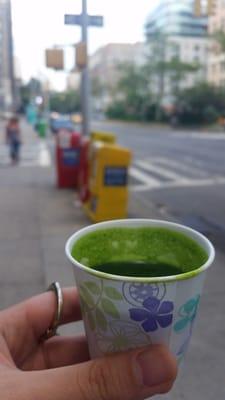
[65, 219, 215, 363]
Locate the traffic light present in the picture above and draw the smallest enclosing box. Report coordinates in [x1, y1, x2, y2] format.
[45, 49, 64, 70]
[207, 0, 217, 15]
[194, 0, 202, 16]
[76, 42, 87, 69]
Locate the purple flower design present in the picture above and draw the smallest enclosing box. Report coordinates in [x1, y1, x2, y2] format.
[129, 296, 174, 332]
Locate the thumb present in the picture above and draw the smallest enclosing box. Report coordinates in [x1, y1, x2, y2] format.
[28, 344, 177, 400]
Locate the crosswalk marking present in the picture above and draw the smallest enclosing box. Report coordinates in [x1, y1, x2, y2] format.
[171, 132, 225, 140]
[130, 157, 225, 192]
[0, 142, 51, 168]
[130, 167, 160, 187]
[135, 160, 186, 181]
[152, 156, 209, 178]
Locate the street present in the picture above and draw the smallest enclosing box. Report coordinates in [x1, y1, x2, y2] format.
[92, 120, 225, 399]
[0, 119, 224, 399]
[93, 121, 225, 234]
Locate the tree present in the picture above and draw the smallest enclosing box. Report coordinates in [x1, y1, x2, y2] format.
[91, 77, 105, 98]
[49, 90, 81, 114]
[20, 78, 42, 112]
[106, 62, 154, 121]
[145, 33, 199, 119]
[212, 30, 225, 53]
[175, 83, 225, 125]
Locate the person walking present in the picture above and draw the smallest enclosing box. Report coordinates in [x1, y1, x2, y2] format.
[6, 116, 21, 165]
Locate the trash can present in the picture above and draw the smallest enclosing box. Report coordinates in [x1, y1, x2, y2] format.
[37, 119, 47, 139]
[56, 129, 81, 188]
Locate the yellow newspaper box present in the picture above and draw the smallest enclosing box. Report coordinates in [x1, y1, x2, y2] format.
[91, 131, 116, 145]
[84, 143, 132, 222]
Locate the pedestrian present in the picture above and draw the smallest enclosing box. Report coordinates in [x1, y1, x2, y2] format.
[0, 285, 177, 399]
[6, 116, 21, 165]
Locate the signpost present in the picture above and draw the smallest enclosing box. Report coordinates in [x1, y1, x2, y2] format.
[65, 2, 104, 136]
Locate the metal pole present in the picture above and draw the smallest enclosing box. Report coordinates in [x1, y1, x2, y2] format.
[8, 0, 16, 113]
[81, 0, 90, 136]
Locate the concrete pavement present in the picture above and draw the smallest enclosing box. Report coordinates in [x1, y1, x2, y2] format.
[0, 119, 224, 399]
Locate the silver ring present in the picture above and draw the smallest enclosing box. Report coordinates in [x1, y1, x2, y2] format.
[41, 282, 63, 341]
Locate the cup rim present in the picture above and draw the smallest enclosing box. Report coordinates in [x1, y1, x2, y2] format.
[65, 219, 215, 283]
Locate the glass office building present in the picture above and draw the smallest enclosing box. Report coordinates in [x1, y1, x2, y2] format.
[146, 0, 208, 38]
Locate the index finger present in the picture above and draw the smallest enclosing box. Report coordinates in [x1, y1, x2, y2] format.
[1, 288, 82, 361]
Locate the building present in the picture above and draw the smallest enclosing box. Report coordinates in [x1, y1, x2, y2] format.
[146, 0, 208, 38]
[66, 71, 80, 91]
[0, 0, 15, 112]
[208, 0, 225, 86]
[89, 43, 145, 111]
[90, 43, 145, 88]
[145, 0, 209, 104]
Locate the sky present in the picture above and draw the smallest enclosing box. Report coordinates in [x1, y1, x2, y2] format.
[11, 0, 157, 90]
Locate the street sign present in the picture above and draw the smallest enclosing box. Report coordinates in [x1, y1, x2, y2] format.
[64, 14, 82, 25]
[64, 14, 103, 27]
[88, 15, 104, 27]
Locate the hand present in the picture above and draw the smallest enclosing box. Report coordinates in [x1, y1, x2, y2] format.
[0, 288, 177, 400]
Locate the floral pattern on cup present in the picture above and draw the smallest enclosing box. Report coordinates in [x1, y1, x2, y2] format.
[78, 280, 124, 333]
[129, 297, 174, 332]
[96, 321, 151, 354]
[174, 295, 200, 333]
[174, 295, 201, 362]
[123, 282, 166, 307]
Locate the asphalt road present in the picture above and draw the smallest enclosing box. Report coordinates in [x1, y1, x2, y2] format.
[92, 121, 225, 240]
[92, 121, 225, 400]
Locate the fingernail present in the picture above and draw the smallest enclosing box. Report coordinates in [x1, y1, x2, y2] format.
[136, 347, 171, 387]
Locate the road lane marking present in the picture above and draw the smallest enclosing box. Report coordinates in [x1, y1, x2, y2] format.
[135, 160, 186, 181]
[130, 156, 225, 192]
[151, 156, 209, 178]
[130, 176, 225, 192]
[171, 132, 225, 140]
[130, 167, 160, 187]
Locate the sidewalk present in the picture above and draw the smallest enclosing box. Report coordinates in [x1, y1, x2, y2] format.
[0, 119, 224, 399]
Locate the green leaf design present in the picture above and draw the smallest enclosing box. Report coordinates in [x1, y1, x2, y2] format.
[101, 298, 120, 319]
[88, 312, 96, 331]
[174, 317, 189, 332]
[79, 286, 95, 308]
[104, 287, 123, 301]
[183, 299, 197, 314]
[96, 309, 107, 331]
[84, 281, 101, 296]
[79, 295, 88, 314]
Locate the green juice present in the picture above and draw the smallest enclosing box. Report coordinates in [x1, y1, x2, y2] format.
[72, 227, 208, 278]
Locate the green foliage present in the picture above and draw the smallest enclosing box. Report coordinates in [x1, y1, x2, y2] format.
[212, 30, 225, 53]
[49, 90, 81, 114]
[106, 33, 199, 122]
[106, 62, 155, 121]
[91, 77, 105, 98]
[175, 83, 225, 125]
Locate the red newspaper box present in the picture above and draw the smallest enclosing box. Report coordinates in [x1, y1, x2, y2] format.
[78, 136, 90, 202]
[56, 130, 81, 188]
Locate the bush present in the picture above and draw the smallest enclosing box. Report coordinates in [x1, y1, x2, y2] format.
[175, 83, 225, 125]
